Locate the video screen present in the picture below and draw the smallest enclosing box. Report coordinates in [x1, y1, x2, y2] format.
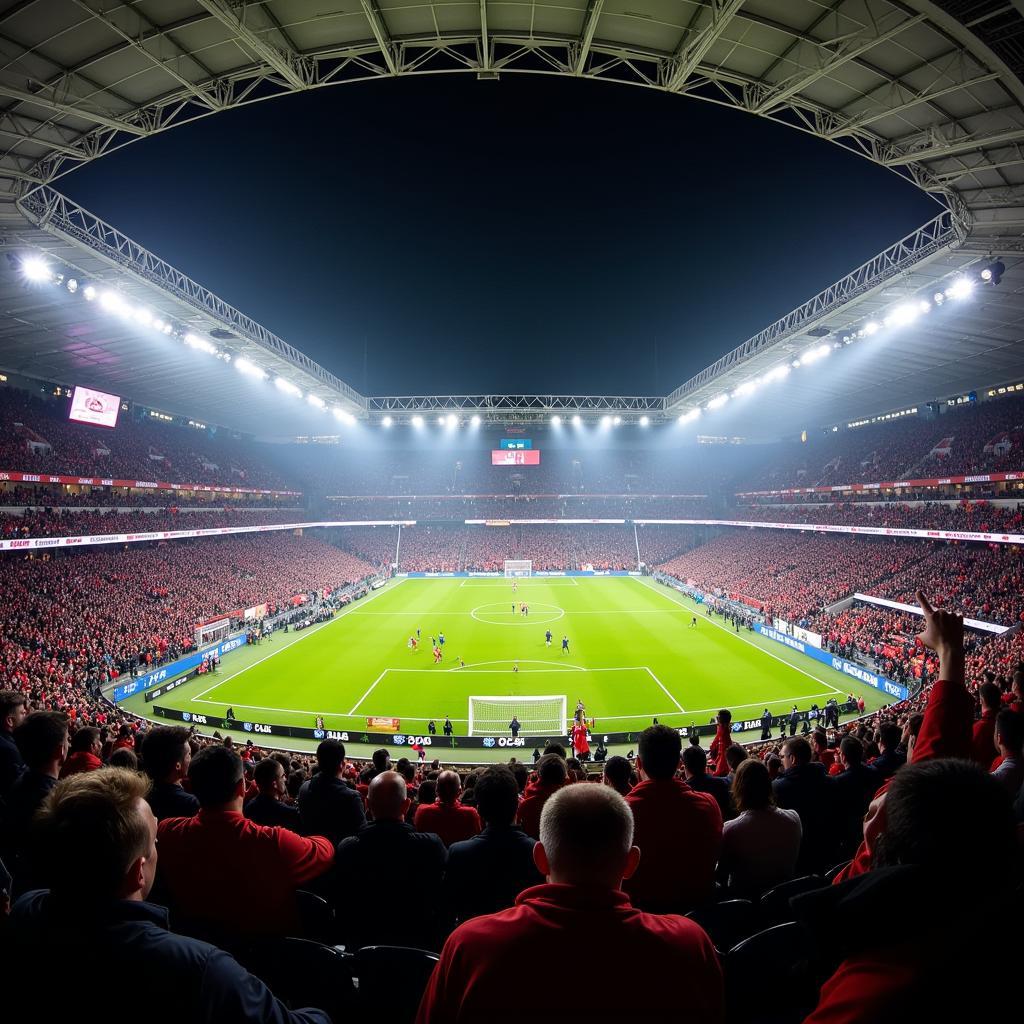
[69, 385, 121, 428]
[491, 449, 541, 466]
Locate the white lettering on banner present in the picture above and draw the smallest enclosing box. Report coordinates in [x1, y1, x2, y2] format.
[498, 736, 526, 747]
[183, 712, 208, 725]
[326, 731, 350, 741]
[220, 637, 244, 653]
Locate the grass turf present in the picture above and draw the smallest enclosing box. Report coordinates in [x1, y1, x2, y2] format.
[123, 576, 891, 759]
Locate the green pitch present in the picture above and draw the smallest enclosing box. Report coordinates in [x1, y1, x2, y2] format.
[123, 576, 891, 759]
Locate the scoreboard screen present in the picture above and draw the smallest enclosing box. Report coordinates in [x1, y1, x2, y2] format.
[491, 450, 541, 466]
[500, 438, 532, 450]
[69, 385, 120, 428]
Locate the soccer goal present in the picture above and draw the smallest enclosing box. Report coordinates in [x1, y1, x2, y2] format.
[468, 695, 567, 736]
[504, 559, 533, 578]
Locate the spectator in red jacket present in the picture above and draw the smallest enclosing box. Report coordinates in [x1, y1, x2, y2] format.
[801, 759, 1017, 1024]
[516, 754, 567, 839]
[60, 727, 103, 778]
[416, 784, 724, 1022]
[971, 681, 1002, 767]
[156, 745, 334, 937]
[625, 724, 723, 913]
[414, 770, 481, 846]
[708, 708, 733, 777]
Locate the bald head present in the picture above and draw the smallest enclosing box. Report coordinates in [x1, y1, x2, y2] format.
[536, 783, 638, 888]
[368, 770, 408, 821]
[436, 770, 461, 803]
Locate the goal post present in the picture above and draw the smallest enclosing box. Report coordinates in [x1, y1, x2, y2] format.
[504, 559, 533, 578]
[468, 695, 567, 736]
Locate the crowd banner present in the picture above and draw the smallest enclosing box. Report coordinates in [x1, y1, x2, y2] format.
[111, 632, 249, 702]
[0, 519, 417, 551]
[0, 468, 301, 497]
[151, 697, 858, 749]
[755, 623, 909, 701]
[773, 618, 824, 648]
[851, 592, 1010, 635]
[734, 469, 1024, 497]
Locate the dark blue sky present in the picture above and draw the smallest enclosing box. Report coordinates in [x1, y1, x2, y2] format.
[61, 75, 938, 397]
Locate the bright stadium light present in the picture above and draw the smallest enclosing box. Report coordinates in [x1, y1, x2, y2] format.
[21, 256, 50, 282]
[308, 394, 326, 410]
[572, 414, 582, 426]
[381, 415, 393, 428]
[551, 414, 562, 426]
[613, 415, 622, 426]
[886, 303, 919, 328]
[83, 285, 97, 301]
[918, 299, 931, 314]
[446, 413, 458, 427]
[437, 415, 445, 426]
[945, 277, 974, 300]
[679, 409, 700, 424]
[933, 290, 945, 305]
[100, 290, 128, 315]
[275, 377, 302, 398]
[763, 365, 790, 383]
[733, 380, 757, 398]
[234, 357, 267, 380]
[134, 307, 153, 327]
[412, 415, 424, 428]
[863, 321, 880, 335]
[470, 414, 481, 427]
[184, 332, 217, 355]
[601, 414, 612, 427]
[706, 394, 729, 410]
[639, 415, 650, 427]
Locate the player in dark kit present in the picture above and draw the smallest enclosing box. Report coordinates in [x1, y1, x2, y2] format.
[561, 635, 570, 654]
[545, 629, 553, 647]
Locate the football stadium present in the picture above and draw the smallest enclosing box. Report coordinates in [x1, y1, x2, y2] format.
[1, 2, 1023, 1021]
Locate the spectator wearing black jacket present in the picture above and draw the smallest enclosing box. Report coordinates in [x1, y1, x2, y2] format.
[297, 739, 365, 845]
[444, 765, 543, 924]
[831, 737, 881, 857]
[141, 727, 200, 821]
[7, 768, 328, 1024]
[0, 690, 28, 798]
[772, 736, 834, 872]
[870, 723, 906, 780]
[682, 745, 733, 821]
[335, 771, 446, 949]
[245, 758, 301, 830]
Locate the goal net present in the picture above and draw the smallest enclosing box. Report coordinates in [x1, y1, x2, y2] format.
[468, 695, 567, 736]
[194, 617, 231, 649]
[504, 559, 533, 578]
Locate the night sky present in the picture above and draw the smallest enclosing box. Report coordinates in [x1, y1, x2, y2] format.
[60, 75, 938, 398]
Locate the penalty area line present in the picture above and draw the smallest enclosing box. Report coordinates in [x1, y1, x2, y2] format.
[645, 666, 684, 712]
[347, 670, 388, 716]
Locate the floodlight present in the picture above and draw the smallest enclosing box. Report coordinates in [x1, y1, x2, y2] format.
[134, 308, 153, 327]
[437, 415, 445, 426]
[863, 321, 879, 335]
[613, 415, 622, 425]
[100, 290, 126, 314]
[382, 415, 393, 428]
[66, 278, 78, 294]
[470, 414, 481, 426]
[308, 394, 326, 409]
[679, 409, 700, 424]
[572, 414, 581, 426]
[275, 377, 302, 397]
[887, 304, 918, 327]
[639, 415, 649, 427]
[446, 413, 458, 427]
[83, 285, 97, 301]
[980, 261, 1004, 284]
[933, 291, 944, 305]
[917, 300, 931, 314]
[412, 415, 424, 428]
[234, 357, 267, 379]
[184, 332, 216, 354]
[21, 256, 50, 282]
[601, 415, 612, 427]
[945, 277, 973, 300]
[551, 415, 562, 426]
[733, 381, 757, 397]
[706, 394, 729, 410]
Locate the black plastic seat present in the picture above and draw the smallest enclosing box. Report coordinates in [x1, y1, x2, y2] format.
[724, 921, 817, 1024]
[356, 945, 440, 1023]
[247, 937, 357, 1020]
[759, 874, 825, 924]
[823, 860, 852, 884]
[294, 888, 335, 943]
[686, 899, 759, 954]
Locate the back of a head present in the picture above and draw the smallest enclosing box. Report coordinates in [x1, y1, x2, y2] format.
[474, 765, 519, 825]
[879, 723, 902, 751]
[840, 736, 864, 767]
[69, 727, 99, 754]
[996, 709, 1024, 753]
[731, 759, 773, 812]
[545, 742, 567, 760]
[108, 748, 138, 771]
[783, 736, 812, 766]
[316, 738, 346, 775]
[368, 770, 407, 820]
[681, 744, 707, 776]
[33, 768, 151, 901]
[0, 689, 27, 727]
[372, 748, 390, 771]
[16, 711, 68, 771]
[511, 762, 528, 792]
[812, 729, 827, 752]
[417, 779, 436, 806]
[979, 681, 1002, 711]
[539, 784, 633, 886]
[638, 724, 682, 780]
[140, 726, 189, 781]
[436, 770, 461, 803]
[602, 755, 632, 794]
[253, 757, 282, 791]
[537, 753, 568, 787]
[878, 759, 1015, 879]
[725, 745, 748, 771]
[189, 744, 243, 808]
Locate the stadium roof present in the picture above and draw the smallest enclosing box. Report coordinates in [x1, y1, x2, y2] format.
[0, 0, 1022, 437]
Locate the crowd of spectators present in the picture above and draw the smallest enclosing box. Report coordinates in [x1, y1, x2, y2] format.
[0, 484, 300, 509]
[0, 596, 1019, 1021]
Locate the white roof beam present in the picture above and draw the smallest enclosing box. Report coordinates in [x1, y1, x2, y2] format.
[360, 0, 399, 75]
[664, 0, 744, 93]
[0, 83, 146, 134]
[572, 0, 604, 76]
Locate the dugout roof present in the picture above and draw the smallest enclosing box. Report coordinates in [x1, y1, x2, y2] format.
[0, 0, 1022, 437]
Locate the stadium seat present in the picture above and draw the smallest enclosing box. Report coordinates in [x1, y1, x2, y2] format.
[686, 899, 759, 953]
[294, 889, 335, 944]
[758, 875, 825, 924]
[356, 945, 440, 1023]
[823, 860, 852, 884]
[246, 937, 357, 1020]
[724, 921, 818, 1024]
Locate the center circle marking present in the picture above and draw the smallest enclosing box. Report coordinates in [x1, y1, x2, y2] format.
[471, 601, 565, 626]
